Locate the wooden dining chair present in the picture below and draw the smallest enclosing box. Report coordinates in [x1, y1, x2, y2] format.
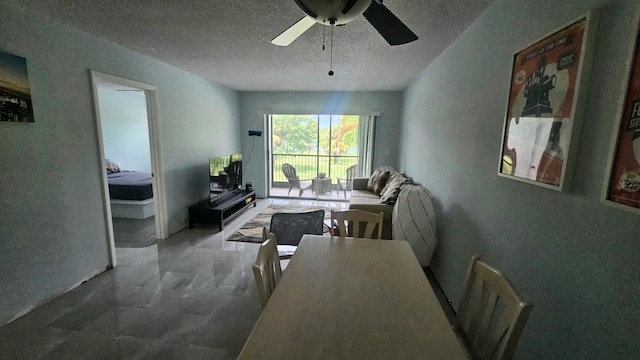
[252, 235, 283, 309]
[330, 209, 384, 239]
[455, 255, 533, 360]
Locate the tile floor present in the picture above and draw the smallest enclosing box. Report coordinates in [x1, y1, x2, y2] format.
[112, 216, 157, 248]
[0, 197, 452, 360]
[0, 199, 346, 360]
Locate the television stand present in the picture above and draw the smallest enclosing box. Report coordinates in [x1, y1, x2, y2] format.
[188, 190, 257, 231]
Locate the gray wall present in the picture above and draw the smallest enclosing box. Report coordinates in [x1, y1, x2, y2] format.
[401, 0, 640, 358]
[0, 4, 239, 325]
[240, 91, 403, 198]
[98, 87, 151, 172]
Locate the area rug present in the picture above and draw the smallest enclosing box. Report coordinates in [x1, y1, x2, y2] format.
[227, 204, 340, 243]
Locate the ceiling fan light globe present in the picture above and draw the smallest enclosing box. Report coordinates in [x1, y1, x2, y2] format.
[296, 0, 372, 25]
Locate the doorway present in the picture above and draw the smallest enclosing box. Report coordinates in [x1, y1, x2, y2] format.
[90, 70, 167, 267]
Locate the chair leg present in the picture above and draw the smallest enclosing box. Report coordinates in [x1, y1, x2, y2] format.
[299, 188, 304, 197]
[288, 186, 293, 196]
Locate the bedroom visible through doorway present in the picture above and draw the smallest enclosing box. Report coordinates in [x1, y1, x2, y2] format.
[98, 86, 156, 248]
[90, 70, 167, 267]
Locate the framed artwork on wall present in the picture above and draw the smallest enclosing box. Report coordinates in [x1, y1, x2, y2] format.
[603, 8, 640, 215]
[0, 50, 34, 123]
[498, 11, 600, 191]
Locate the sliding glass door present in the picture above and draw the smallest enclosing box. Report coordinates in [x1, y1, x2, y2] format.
[268, 114, 374, 201]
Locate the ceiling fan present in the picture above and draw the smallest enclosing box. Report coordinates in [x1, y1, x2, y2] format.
[272, 0, 418, 47]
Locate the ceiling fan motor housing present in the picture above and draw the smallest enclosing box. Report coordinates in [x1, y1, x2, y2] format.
[295, 0, 372, 25]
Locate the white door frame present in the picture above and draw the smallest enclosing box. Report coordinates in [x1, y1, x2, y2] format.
[89, 70, 168, 267]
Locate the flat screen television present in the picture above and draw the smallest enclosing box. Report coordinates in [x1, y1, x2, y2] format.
[209, 153, 242, 202]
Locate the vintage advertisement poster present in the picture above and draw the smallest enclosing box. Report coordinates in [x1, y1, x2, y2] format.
[499, 17, 587, 188]
[606, 26, 640, 210]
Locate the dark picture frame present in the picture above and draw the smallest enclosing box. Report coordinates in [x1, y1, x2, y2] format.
[0, 50, 34, 123]
[498, 11, 600, 191]
[603, 8, 640, 215]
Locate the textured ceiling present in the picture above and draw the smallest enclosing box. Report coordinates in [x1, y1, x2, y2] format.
[6, 0, 495, 91]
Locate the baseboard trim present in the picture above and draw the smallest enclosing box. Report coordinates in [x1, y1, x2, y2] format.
[423, 266, 457, 324]
[2, 266, 109, 327]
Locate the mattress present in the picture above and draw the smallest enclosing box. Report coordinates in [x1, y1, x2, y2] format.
[107, 171, 153, 201]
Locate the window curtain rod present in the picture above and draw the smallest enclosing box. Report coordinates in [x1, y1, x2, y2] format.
[257, 109, 380, 116]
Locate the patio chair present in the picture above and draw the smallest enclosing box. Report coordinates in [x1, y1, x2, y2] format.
[336, 164, 359, 198]
[282, 163, 314, 197]
[224, 160, 242, 189]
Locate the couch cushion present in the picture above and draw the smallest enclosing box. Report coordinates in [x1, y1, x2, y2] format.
[351, 189, 380, 199]
[352, 178, 370, 190]
[348, 197, 394, 222]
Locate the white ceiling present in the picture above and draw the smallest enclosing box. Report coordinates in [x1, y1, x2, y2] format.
[6, 0, 495, 91]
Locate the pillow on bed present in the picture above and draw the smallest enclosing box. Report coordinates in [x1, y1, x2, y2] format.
[105, 159, 121, 174]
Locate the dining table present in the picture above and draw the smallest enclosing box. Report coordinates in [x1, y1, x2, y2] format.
[238, 235, 469, 359]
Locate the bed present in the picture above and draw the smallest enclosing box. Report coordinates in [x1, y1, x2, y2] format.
[105, 160, 154, 219]
[107, 171, 153, 201]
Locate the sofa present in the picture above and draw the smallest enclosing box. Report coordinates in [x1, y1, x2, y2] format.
[349, 166, 411, 240]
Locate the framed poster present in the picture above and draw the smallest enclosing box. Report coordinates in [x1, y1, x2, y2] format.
[498, 11, 600, 191]
[0, 51, 34, 123]
[603, 8, 640, 215]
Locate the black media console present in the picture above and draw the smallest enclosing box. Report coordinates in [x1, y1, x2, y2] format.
[188, 189, 256, 231]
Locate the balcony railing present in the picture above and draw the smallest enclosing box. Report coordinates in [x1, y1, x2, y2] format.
[272, 153, 358, 184]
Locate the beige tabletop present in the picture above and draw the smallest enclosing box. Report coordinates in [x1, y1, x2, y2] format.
[238, 235, 468, 359]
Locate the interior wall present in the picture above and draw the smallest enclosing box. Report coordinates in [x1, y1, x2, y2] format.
[239, 91, 403, 198]
[400, 0, 640, 358]
[0, 4, 239, 325]
[97, 87, 151, 172]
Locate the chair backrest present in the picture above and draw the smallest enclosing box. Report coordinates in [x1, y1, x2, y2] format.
[331, 209, 384, 240]
[225, 160, 242, 186]
[345, 164, 359, 189]
[456, 255, 533, 360]
[346, 164, 359, 181]
[269, 210, 325, 246]
[252, 235, 283, 309]
[281, 163, 301, 187]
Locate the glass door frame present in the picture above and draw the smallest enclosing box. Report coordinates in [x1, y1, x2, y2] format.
[266, 113, 373, 201]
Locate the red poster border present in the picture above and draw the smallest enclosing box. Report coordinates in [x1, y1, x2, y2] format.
[498, 11, 599, 192]
[604, 9, 640, 214]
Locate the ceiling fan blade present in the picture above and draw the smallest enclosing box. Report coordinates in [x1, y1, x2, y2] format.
[363, 1, 418, 46]
[271, 16, 317, 46]
[341, 0, 361, 14]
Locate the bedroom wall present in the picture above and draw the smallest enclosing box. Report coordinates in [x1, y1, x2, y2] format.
[239, 91, 403, 198]
[400, 0, 640, 358]
[0, 4, 240, 326]
[97, 87, 151, 172]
